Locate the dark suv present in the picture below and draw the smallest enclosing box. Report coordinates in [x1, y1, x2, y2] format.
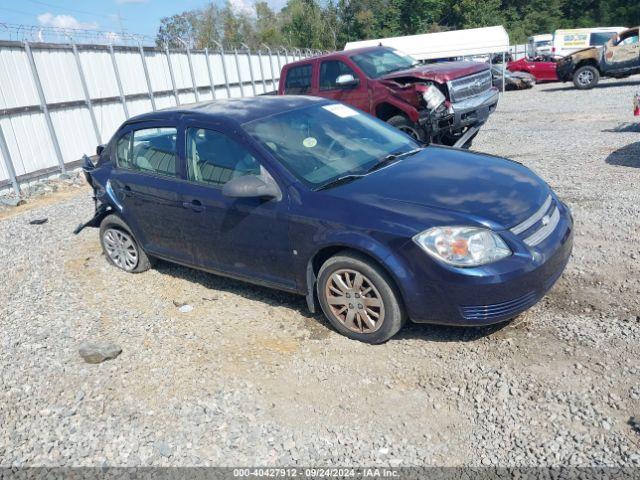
[278, 47, 499, 147]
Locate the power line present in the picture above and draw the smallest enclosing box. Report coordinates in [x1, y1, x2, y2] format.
[0, 6, 38, 18]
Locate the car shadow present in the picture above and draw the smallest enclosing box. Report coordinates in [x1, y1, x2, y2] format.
[543, 79, 640, 92]
[154, 259, 508, 343]
[153, 259, 314, 317]
[605, 141, 640, 167]
[392, 320, 508, 343]
[603, 122, 640, 133]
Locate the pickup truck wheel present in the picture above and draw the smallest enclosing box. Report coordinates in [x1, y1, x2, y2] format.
[387, 115, 425, 141]
[99, 214, 153, 273]
[573, 65, 600, 90]
[317, 252, 406, 344]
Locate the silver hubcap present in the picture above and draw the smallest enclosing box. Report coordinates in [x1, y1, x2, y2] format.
[325, 269, 385, 334]
[577, 70, 593, 85]
[103, 228, 138, 271]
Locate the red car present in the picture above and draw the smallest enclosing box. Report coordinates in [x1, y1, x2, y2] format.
[507, 56, 561, 82]
[277, 46, 499, 147]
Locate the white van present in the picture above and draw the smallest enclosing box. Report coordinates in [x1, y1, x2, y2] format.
[552, 27, 626, 56]
[528, 34, 553, 55]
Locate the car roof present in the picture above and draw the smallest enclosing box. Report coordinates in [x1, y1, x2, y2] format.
[283, 46, 391, 67]
[125, 96, 331, 126]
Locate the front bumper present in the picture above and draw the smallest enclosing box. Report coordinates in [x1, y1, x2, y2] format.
[398, 201, 574, 325]
[418, 87, 500, 143]
[556, 59, 574, 81]
[449, 87, 500, 131]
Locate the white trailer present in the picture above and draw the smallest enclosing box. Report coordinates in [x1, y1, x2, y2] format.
[343, 26, 510, 62]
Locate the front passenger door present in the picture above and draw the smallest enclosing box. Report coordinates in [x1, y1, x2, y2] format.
[180, 126, 294, 290]
[318, 60, 369, 113]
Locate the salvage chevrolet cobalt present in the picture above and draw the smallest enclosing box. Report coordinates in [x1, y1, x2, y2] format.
[76, 96, 573, 343]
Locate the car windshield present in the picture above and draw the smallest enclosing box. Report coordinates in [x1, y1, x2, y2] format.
[350, 49, 418, 78]
[243, 103, 419, 188]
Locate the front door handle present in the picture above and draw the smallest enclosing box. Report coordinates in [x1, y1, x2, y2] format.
[182, 199, 205, 212]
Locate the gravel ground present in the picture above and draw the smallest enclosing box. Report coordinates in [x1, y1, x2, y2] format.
[1, 79, 639, 468]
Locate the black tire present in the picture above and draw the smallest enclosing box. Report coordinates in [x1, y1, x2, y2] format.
[99, 214, 153, 273]
[573, 65, 600, 90]
[386, 115, 426, 142]
[317, 251, 406, 344]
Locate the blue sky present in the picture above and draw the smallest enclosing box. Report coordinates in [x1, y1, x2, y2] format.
[0, 0, 287, 40]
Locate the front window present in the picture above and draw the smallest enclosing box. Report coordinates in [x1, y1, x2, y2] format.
[350, 48, 418, 79]
[319, 60, 358, 90]
[590, 31, 617, 46]
[243, 103, 419, 188]
[185, 128, 263, 187]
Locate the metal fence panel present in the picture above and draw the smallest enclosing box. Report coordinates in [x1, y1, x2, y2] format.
[93, 101, 127, 142]
[33, 48, 84, 103]
[191, 52, 210, 88]
[79, 49, 120, 99]
[145, 50, 173, 93]
[1, 112, 56, 177]
[51, 107, 97, 162]
[0, 41, 314, 191]
[114, 50, 147, 95]
[0, 47, 39, 108]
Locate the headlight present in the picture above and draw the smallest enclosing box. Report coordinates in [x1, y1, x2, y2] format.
[422, 85, 446, 110]
[413, 226, 511, 267]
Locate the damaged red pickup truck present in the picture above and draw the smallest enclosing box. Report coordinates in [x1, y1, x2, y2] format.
[277, 46, 499, 147]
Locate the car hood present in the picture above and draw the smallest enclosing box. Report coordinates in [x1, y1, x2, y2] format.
[327, 146, 550, 230]
[379, 61, 489, 84]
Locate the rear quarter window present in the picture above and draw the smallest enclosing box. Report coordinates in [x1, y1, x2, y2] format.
[284, 64, 312, 94]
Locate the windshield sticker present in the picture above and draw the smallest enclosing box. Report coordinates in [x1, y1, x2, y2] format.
[322, 104, 359, 118]
[303, 137, 318, 148]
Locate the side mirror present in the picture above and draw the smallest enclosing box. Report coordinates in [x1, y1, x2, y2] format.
[96, 144, 106, 156]
[222, 175, 281, 201]
[335, 74, 358, 88]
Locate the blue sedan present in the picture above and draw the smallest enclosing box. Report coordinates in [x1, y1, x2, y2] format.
[77, 96, 573, 343]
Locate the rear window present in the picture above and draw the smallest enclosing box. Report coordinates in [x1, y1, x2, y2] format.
[284, 64, 312, 94]
[116, 127, 178, 177]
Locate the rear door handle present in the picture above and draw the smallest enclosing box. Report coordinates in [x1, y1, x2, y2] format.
[182, 199, 205, 212]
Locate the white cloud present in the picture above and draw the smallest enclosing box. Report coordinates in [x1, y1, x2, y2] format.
[229, 0, 255, 16]
[37, 13, 99, 30]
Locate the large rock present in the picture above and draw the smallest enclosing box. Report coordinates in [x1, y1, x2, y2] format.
[78, 341, 122, 364]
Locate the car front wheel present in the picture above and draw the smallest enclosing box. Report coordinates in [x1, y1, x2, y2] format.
[317, 252, 406, 344]
[99, 214, 153, 273]
[573, 65, 600, 89]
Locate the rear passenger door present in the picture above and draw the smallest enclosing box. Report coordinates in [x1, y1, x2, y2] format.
[318, 59, 369, 112]
[109, 123, 191, 261]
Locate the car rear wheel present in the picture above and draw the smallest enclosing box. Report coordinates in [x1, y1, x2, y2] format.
[99, 214, 153, 273]
[573, 65, 600, 89]
[386, 115, 425, 142]
[317, 252, 406, 344]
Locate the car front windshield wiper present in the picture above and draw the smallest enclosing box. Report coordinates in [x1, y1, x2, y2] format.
[365, 147, 424, 174]
[315, 174, 366, 191]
